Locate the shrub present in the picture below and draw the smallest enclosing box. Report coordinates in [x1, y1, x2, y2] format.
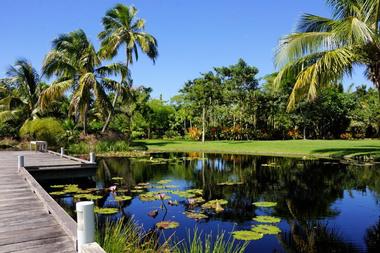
[68, 140, 131, 154]
[164, 130, 181, 139]
[19, 118, 65, 146]
[340, 132, 353, 140]
[187, 127, 202, 140]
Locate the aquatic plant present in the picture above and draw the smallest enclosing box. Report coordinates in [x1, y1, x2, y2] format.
[74, 194, 102, 201]
[253, 216, 281, 223]
[139, 192, 171, 201]
[201, 199, 228, 210]
[157, 179, 172, 185]
[94, 207, 119, 215]
[184, 211, 208, 220]
[114, 195, 132, 201]
[251, 224, 281, 235]
[252, 201, 277, 208]
[130, 189, 143, 193]
[188, 197, 205, 205]
[156, 221, 180, 229]
[50, 191, 66, 196]
[217, 181, 244, 186]
[111, 177, 124, 181]
[232, 230, 263, 241]
[172, 190, 196, 198]
[50, 185, 65, 188]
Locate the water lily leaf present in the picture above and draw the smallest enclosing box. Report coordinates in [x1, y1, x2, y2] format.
[74, 194, 102, 200]
[217, 181, 244, 186]
[232, 230, 263, 241]
[201, 199, 228, 210]
[50, 191, 66, 196]
[114, 196, 132, 201]
[172, 190, 196, 198]
[186, 189, 203, 196]
[157, 179, 172, 185]
[94, 207, 119, 215]
[251, 224, 281, 235]
[50, 185, 65, 188]
[112, 177, 124, 181]
[63, 184, 80, 193]
[138, 182, 150, 186]
[184, 211, 208, 220]
[253, 201, 277, 208]
[130, 189, 143, 193]
[139, 192, 171, 201]
[253, 216, 281, 223]
[156, 221, 180, 229]
[134, 186, 145, 189]
[188, 197, 205, 205]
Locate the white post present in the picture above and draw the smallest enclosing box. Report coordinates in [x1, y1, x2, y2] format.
[18, 155, 24, 172]
[76, 201, 95, 252]
[60, 147, 64, 157]
[89, 152, 96, 163]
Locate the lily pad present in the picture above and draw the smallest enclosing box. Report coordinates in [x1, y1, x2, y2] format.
[139, 192, 171, 201]
[217, 181, 244, 186]
[50, 185, 65, 189]
[232, 230, 263, 241]
[73, 194, 102, 200]
[188, 197, 205, 205]
[50, 191, 66, 196]
[137, 182, 150, 186]
[114, 195, 132, 201]
[130, 189, 143, 193]
[201, 199, 228, 209]
[112, 177, 124, 181]
[251, 224, 281, 235]
[253, 216, 281, 223]
[94, 207, 119, 215]
[157, 179, 172, 185]
[172, 190, 196, 198]
[253, 201, 277, 208]
[156, 221, 180, 230]
[186, 189, 203, 196]
[184, 211, 208, 220]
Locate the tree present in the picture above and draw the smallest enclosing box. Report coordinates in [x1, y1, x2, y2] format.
[98, 4, 158, 132]
[275, 0, 380, 110]
[0, 59, 44, 124]
[40, 29, 124, 134]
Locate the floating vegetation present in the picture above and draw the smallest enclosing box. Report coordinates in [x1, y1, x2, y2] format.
[94, 207, 119, 215]
[253, 201, 277, 208]
[253, 216, 281, 223]
[251, 224, 281, 235]
[73, 194, 102, 200]
[232, 230, 263, 241]
[157, 179, 172, 185]
[117, 189, 130, 193]
[186, 189, 203, 196]
[188, 197, 205, 205]
[63, 184, 80, 193]
[201, 199, 228, 210]
[50, 191, 66, 196]
[139, 192, 171, 201]
[134, 186, 145, 189]
[184, 211, 208, 220]
[217, 181, 244, 186]
[50, 185, 65, 189]
[130, 189, 143, 193]
[156, 221, 180, 230]
[137, 182, 150, 186]
[172, 190, 196, 198]
[111, 177, 124, 181]
[114, 196, 132, 201]
[163, 185, 179, 188]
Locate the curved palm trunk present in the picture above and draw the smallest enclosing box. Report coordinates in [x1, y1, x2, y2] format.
[101, 86, 120, 133]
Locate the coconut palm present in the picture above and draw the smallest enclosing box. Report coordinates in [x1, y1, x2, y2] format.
[41, 29, 126, 134]
[275, 0, 380, 110]
[98, 4, 158, 133]
[0, 59, 44, 123]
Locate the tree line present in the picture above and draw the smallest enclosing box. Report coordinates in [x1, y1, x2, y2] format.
[1, 1, 380, 146]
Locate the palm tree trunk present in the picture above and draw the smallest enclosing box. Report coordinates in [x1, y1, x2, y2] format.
[202, 106, 206, 143]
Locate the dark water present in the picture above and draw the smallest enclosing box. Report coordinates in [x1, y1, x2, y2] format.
[35, 153, 380, 253]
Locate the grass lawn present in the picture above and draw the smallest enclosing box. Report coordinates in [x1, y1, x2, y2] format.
[137, 139, 380, 159]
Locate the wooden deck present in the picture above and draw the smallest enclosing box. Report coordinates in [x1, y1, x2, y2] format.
[0, 151, 102, 253]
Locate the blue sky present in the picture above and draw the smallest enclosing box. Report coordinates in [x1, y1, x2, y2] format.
[0, 0, 369, 99]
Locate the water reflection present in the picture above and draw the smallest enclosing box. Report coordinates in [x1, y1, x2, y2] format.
[35, 153, 380, 253]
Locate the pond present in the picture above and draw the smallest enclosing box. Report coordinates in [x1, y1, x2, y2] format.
[35, 153, 380, 252]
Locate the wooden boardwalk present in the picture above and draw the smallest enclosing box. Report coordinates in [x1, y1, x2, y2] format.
[0, 151, 101, 253]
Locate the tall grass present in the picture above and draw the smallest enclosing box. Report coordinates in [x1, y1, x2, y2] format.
[68, 140, 130, 154]
[96, 218, 248, 253]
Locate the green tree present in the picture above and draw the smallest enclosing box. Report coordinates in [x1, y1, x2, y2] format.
[40, 29, 124, 134]
[275, 0, 380, 109]
[98, 4, 158, 132]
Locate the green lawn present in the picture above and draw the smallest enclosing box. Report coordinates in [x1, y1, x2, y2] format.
[137, 139, 380, 159]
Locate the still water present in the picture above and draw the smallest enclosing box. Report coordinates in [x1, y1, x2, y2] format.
[35, 153, 380, 252]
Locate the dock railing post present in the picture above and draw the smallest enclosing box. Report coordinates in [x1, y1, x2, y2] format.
[18, 155, 24, 172]
[76, 201, 95, 252]
[89, 152, 96, 163]
[60, 147, 64, 157]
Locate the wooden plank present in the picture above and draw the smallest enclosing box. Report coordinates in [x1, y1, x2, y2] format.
[0, 236, 73, 253]
[80, 243, 106, 253]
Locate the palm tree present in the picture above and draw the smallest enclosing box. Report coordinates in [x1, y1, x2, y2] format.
[274, 0, 380, 110]
[98, 4, 158, 133]
[0, 59, 44, 123]
[41, 29, 126, 134]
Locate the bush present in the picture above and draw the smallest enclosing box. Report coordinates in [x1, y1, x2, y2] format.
[163, 129, 181, 139]
[187, 127, 202, 140]
[19, 118, 65, 146]
[68, 140, 130, 154]
[340, 132, 353, 140]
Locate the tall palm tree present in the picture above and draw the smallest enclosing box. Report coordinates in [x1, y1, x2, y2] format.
[98, 4, 158, 133]
[274, 0, 380, 110]
[0, 59, 43, 123]
[41, 29, 126, 134]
